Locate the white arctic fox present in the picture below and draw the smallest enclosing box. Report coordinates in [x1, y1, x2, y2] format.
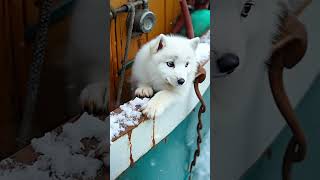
[132, 34, 200, 119]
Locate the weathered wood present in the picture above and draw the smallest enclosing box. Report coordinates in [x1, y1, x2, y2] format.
[0, 0, 26, 158]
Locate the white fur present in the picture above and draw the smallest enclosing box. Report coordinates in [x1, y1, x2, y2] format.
[212, 0, 290, 179]
[132, 34, 200, 119]
[65, 0, 107, 115]
[212, 0, 287, 76]
[212, 0, 288, 114]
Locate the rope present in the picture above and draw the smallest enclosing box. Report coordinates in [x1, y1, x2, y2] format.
[17, 0, 53, 146]
[116, 3, 135, 106]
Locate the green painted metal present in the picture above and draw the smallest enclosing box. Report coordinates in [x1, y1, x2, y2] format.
[117, 89, 211, 180]
[180, 9, 211, 37]
[241, 74, 320, 180]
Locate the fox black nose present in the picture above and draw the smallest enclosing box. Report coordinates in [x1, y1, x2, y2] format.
[177, 78, 185, 85]
[217, 53, 240, 73]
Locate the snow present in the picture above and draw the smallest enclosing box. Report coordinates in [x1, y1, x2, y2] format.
[110, 97, 150, 142]
[59, 114, 107, 152]
[0, 113, 107, 180]
[0, 159, 51, 180]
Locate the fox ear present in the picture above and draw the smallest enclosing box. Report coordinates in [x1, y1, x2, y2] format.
[190, 37, 200, 50]
[151, 34, 166, 54]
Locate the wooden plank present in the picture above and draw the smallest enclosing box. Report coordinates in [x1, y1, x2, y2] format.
[109, 0, 182, 106]
[127, 37, 139, 61]
[9, 0, 29, 126]
[0, 0, 18, 158]
[147, 0, 166, 39]
[127, 34, 147, 63]
[110, 0, 128, 9]
[109, 19, 118, 110]
[115, 13, 127, 72]
[23, 0, 38, 27]
[114, 13, 126, 105]
[165, 0, 181, 33]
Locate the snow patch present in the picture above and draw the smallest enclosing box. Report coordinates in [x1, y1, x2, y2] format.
[0, 113, 107, 180]
[110, 97, 149, 142]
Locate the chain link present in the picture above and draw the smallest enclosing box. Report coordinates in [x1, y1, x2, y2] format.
[189, 65, 206, 180]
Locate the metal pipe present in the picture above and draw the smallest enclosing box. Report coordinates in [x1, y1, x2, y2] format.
[194, 0, 209, 9]
[179, 0, 194, 38]
[142, 0, 148, 9]
[110, 0, 145, 19]
[115, 5, 129, 14]
[172, 14, 185, 33]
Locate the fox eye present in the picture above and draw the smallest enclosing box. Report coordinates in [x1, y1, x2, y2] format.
[241, 0, 255, 18]
[185, 62, 189, 67]
[166, 61, 175, 68]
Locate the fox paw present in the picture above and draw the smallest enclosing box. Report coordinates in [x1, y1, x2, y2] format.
[80, 82, 107, 115]
[142, 99, 165, 119]
[135, 86, 154, 98]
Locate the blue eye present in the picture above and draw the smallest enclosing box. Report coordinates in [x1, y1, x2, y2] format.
[166, 61, 175, 68]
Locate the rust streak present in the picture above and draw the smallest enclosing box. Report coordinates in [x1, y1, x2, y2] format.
[127, 130, 134, 166]
[152, 118, 155, 147]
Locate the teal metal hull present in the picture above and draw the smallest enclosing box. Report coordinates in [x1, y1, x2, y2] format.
[241, 75, 320, 180]
[117, 89, 211, 180]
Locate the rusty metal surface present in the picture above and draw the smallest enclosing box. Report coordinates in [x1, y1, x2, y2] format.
[189, 65, 206, 179]
[179, 0, 194, 39]
[268, 14, 308, 180]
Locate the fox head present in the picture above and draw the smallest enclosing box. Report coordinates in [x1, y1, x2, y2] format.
[212, 0, 288, 77]
[149, 34, 200, 87]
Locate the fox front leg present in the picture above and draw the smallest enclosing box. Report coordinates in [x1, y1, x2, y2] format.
[80, 82, 108, 115]
[135, 84, 154, 98]
[142, 90, 175, 119]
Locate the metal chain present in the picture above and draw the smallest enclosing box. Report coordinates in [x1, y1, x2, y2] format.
[268, 60, 307, 180]
[189, 66, 206, 180]
[268, 13, 308, 180]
